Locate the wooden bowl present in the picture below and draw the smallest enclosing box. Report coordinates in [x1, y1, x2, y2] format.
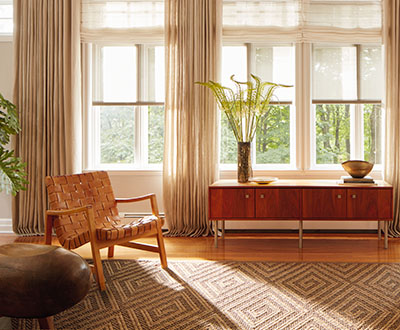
[341, 160, 374, 178]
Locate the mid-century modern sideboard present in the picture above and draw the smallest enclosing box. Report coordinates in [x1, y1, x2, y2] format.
[208, 179, 393, 248]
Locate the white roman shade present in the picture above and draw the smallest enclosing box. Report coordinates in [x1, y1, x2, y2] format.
[81, 0, 164, 43]
[223, 0, 382, 42]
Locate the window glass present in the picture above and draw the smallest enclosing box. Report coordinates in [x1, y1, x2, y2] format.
[99, 106, 135, 164]
[148, 105, 164, 164]
[220, 114, 237, 164]
[315, 104, 351, 164]
[256, 105, 291, 164]
[363, 104, 383, 164]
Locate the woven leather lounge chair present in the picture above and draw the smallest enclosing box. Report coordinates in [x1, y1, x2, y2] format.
[45, 171, 167, 291]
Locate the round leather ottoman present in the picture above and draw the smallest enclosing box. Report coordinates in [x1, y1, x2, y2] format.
[0, 243, 91, 329]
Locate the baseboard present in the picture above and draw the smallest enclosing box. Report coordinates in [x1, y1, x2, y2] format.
[0, 218, 12, 233]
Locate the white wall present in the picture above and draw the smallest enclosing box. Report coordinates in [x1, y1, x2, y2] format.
[108, 171, 163, 214]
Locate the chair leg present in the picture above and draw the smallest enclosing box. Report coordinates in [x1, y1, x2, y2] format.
[90, 241, 106, 291]
[38, 316, 54, 329]
[156, 224, 168, 269]
[45, 214, 54, 245]
[108, 246, 115, 258]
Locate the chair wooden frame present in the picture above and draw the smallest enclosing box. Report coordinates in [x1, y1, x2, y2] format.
[45, 193, 167, 291]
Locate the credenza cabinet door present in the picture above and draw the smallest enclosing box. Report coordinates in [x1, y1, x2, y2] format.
[347, 189, 378, 219]
[378, 189, 393, 219]
[209, 188, 254, 219]
[303, 188, 347, 219]
[256, 189, 300, 218]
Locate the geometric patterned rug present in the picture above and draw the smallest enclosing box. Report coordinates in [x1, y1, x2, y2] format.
[12, 260, 400, 329]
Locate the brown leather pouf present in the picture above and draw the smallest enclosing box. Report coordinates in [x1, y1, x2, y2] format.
[0, 243, 91, 329]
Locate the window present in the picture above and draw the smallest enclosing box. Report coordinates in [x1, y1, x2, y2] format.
[312, 44, 383, 167]
[82, 0, 383, 174]
[88, 44, 165, 169]
[219, 42, 383, 170]
[219, 0, 383, 175]
[220, 44, 295, 169]
[0, 0, 12, 35]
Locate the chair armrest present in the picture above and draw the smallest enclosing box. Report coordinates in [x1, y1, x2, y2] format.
[46, 205, 92, 216]
[115, 193, 155, 204]
[45, 206, 95, 245]
[115, 193, 160, 217]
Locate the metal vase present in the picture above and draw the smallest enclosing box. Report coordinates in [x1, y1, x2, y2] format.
[237, 142, 252, 183]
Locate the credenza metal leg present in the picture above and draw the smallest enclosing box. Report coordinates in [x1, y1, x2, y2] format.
[214, 221, 219, 248]
[384, 221, 388, 249]
[299, 220, 303, 249]
[222, 220, 225, 238]
[378, 221, 381, 240]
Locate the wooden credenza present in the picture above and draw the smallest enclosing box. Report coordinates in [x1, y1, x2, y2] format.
[208, 180, 393, 248]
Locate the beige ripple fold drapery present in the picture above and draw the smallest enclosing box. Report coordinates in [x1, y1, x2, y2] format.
[13, 0, 81, 234]
[163, 0, 222, 236]
[383, 0, 400, 236]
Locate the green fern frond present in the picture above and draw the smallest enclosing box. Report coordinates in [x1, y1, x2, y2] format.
[197, 75, 292, 142]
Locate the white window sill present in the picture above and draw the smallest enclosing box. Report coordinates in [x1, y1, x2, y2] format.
[83, 168, 163, 176]
[219, 169, 383, 180]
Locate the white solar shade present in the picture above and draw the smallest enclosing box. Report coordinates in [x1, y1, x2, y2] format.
[102, 46, 137, 102]
[312, 46, 357, 100]
[360, 46, 383, 100]
[255, 46, 294, 101]
[221, 46, 247, 90]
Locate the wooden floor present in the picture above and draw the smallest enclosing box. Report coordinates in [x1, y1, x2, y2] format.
[1, 232, 400, 263]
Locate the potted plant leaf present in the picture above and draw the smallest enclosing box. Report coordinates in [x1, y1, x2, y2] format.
[197, 74, 291, 182]
[0, 93, 28, 195]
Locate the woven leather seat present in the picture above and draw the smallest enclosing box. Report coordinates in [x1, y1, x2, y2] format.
[45, 171, 167, 291]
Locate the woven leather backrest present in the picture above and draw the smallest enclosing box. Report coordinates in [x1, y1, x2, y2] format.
[45, 171, 121, 249]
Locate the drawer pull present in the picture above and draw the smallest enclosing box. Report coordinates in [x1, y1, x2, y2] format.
[245, 194, 250, 199]
[337, 194, 342, 199]
[260, 194, 265, 199]
[352, 194, 357, 199]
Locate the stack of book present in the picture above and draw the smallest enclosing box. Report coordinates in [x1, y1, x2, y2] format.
[340, 176, 375, 184]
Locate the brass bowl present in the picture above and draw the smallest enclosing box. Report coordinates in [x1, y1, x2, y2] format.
[341, 160, 374, 178]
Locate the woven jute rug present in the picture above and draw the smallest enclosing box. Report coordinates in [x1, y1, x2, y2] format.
[12, 260, 400, 329]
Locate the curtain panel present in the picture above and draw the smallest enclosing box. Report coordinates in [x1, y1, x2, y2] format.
[383, 0, 400, 236]
[13, 0, 81, 234]
[163, 0, 222, 236]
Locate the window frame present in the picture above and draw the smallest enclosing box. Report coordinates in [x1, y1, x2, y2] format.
[219, 42, 297, 171]
[218, 42, 384, 178]
[84, 42, 164, 171]
[83, 41, 384, 178]
[310, 43, 383, 171]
